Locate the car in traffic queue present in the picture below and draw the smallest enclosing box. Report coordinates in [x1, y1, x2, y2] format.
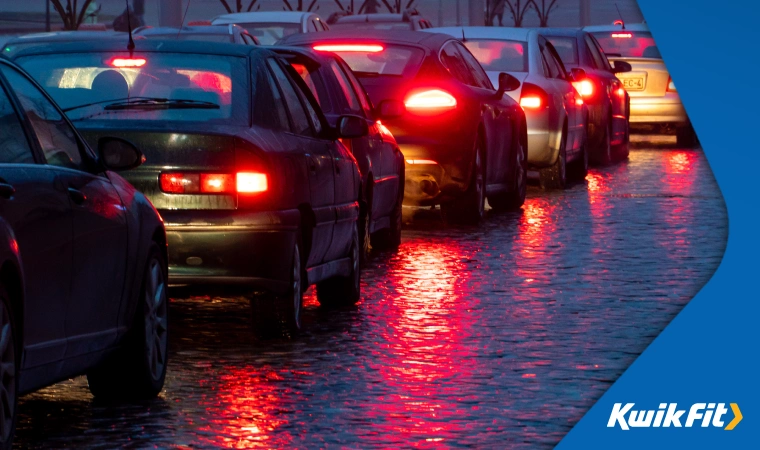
[134, 23, 260, 45]
[271, 46, 405, 253]
[538, 28, 632, 164]
[280, 30, 528, 224]
[584, 22, 696, 147]
[0, 57, 169, 448]
[211, 11, 329, 45]
[430, 27, 588, 189]
[329, 9, 434, 32]
[12, 40, 367, 334]
[1, 31, 145, 58]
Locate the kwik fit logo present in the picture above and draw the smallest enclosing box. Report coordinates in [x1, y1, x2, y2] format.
[608, 403, 742, 430]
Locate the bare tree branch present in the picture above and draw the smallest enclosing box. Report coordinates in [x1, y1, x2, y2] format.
[218, 0, 234, 13]
[532, 0, 559, 27]
[75, 0, 95, 28]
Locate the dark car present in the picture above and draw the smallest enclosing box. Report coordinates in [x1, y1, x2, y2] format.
[0, 58, 168, 448]
[539, 28, 632, 164]
[329, 10, 434, 32]
[134, 24, 260, 45]
[272, 46, 405, 253]
[1, 31, 145, 58]
[280, 31, 528, 224]
[13, 40, 366, 333]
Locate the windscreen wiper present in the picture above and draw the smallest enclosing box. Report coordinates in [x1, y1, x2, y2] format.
[63, 96, 155, 112]
[104, 98, 220, 110]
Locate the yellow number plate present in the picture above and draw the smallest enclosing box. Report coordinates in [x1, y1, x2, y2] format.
[621, 77, 645, 91]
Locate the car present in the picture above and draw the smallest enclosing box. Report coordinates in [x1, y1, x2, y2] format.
[0, 57, 168, 448]
[272, 46, 405, 253]
[280, 30, 528, 223]
[12, 40, 366, 334]
[134, 24, 260, 45]
[211, 11, 329, 45]
[584, 22, 696, 147]
[1, 31, 144, 58]
[431, 27, 588, 189]
[538, 28, 632, 164]
[329, 9, 434, 31]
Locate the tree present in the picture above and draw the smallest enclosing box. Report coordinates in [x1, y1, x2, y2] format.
[504, 0, 532, 27]
[218, 0, 261, 13]
[282, 0, 319, 11]
[378, 0, 417, 13]
[532, 0, 559, 27]
[50, 0, 96, 30]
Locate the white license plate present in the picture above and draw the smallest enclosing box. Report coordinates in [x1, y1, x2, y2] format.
[621, 77, 645, 91]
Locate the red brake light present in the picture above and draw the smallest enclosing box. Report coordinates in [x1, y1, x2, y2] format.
[313, 44, 384, 52]
[667, 76, 676, 92]
[572, 80, 594, 97]
[160, 172, 267, 194]
[611, 33, 632, 38]
[404, 89, 457, 111]
[237, 172, 268, 193]
[520, 96, 542, 109]
[200, 174, 234, 193]
[519, 83, 548, 110]
[109, 57, 146, 68]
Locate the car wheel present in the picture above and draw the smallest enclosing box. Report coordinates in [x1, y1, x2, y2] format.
[489, 138, 526, 211]
[371, 172, 404, 250]
[568, 140, 589, 181]
[251, 240, 304, 338]
[87, 243, 168, 400]
[0, 286, 18, 450]
[442, 138, 486, 224]
[539, 132, 567, 190]
[317, 220, 361, 308]
[676, 124, 698, 148]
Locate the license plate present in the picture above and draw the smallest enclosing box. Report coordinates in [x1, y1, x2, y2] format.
[621, 77, 645, 91]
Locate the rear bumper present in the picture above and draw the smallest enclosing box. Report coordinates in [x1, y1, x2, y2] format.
[629, 93, 687, 124]
[162, 209, 300, 294]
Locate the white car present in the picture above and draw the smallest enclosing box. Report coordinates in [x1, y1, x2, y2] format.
[211, 11, 328, 45]
[430, 27, 588, 189]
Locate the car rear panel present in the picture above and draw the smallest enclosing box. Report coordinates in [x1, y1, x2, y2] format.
[612, 57, 670, 97]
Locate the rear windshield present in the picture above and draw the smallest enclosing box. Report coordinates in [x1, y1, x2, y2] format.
[331, 22, 411, 31]
[545, 36, 578, 65]
[16, 52, 248, 125]
[591, 31, 659, 58]
[238, 22, 299, 45]
[463, 39, 528, 73]
[324, 45, 423, 77]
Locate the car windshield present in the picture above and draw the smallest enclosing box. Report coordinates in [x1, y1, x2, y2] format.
[545, 36, 578, 65]
[322, 45, 423, 77]
[237, 22, 299, 45]
[591, 31, 659, 58]
[16, 52, 248, 124]
[331, 22, 411, 31]
[463, 39, 528, 73]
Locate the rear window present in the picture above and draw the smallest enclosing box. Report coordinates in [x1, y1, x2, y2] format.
[591, 31, 660, 58]
[330, 22, 412, 31]
[545, 36, 578, 65]
[319, 45, 423, 77]
[463, 39, 528, 73]
[16, 52, 248, 125]
[238, 22, 300, 45]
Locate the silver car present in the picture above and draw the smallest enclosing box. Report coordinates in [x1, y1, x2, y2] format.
[584, 22, 695, 146]
[211, 11, 328, 45]
[430, 27, 588, 189]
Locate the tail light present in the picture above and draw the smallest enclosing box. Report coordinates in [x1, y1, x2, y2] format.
[404, 89, 457, 112]
[160, 172, 267, 194]
[572, 79, 594, 97]
[667, 76, 676, 92]
[519, 83, 548, 110]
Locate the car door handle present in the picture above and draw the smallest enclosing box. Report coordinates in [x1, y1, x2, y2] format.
[0, 183, 15, 199]
[68, 187, 86, 205]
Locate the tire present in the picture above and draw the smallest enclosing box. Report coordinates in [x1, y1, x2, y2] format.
[358, 201, 370, 261]
[317, 221, 361, 308]
[568, 140, 589, 181]
[539, 131, 567, 190]
[372, 172, 404, 251]
[593, 122, 613, 166]
[489, 137, 526, 211]
[251, 240, 304, 338]
[442, 137, 486, 224]
[0, 285, 18, 450]
[88, 243, 168, 400]
[676, 124, 697, 148]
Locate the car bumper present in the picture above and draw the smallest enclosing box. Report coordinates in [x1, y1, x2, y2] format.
[161, 209, 300, 294]
[629, 93, 687, 124]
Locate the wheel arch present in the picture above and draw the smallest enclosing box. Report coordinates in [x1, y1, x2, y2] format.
[0, 261, 24, 355]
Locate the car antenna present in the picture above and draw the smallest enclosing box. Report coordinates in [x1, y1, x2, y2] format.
[176, 0, 192, 39]
[614, 3, 626, 29]
[124, 0, 135, 54]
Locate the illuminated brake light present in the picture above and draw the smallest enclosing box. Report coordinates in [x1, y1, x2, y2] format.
[520, 96, 542, 109]
[237, 172, 268, 193]
[406, 159, 438, 165]
[404, 89, 457, 111]
[667, 77, 676, 92]
[576, 98, 584, 106]
[572, 80, 594, 97]
[110, 57, 146, 67]
[611, 33, 632, 38]
[617, 87, 626, 96]
[313, 44, 384, 52]
[201, 174, 234, 193]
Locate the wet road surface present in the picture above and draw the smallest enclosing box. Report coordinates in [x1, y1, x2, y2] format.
[15, 141, 727, 448]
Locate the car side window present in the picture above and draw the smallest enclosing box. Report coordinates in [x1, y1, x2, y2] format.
[584, 35, 606, 70]
[0, 65, 85, 171]
[267, 59, 313, 137]
[456, 42, 494, 89]
[328, 58, 363, 115]
[255, 68, 292, 132]
[582, 40, 599, 69]
[589, 35, 612, 71]
[341, 60, 373, 117]
[546, 44, 569, 79]
[0, 79, 35, 164]
[309, 19, 318, 32]
[440, 41, 476, 86]
[540, 43, 561, 79]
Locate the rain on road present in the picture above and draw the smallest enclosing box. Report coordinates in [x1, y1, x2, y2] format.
[14, 139, 726, 449]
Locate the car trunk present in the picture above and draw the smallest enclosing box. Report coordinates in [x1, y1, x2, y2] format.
[611, 57, 670, 98]
[80, 127, 238, 210]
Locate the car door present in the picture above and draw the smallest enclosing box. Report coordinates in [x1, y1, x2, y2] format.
[540, 40, 583, 158]
[267, 59, 335, 267]
[1, 64, 129, 360]
[0, 65, 74, 377]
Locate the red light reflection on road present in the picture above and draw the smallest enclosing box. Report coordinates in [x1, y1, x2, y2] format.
[663, 151, 697, 194]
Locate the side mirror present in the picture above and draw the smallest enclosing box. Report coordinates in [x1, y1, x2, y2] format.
[336, 115, 369, 139]
[376, 99, 405, 119]
[496, 72, 521, 97]
[98, 137, 144, 171]
[569, 68, 587, 82]
[612, 60, 632, 73]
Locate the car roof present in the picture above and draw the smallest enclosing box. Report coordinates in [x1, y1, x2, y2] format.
[4, 30, 133, 45]
[534, 28, 583, 38]
[212, 11, 312, 24]
[336, 14, 407, 23]
[280, 29, 451, 48]
[427, 26, 533, 41]
[584, 23, 649, 32]
[135, 25, 235, 35]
